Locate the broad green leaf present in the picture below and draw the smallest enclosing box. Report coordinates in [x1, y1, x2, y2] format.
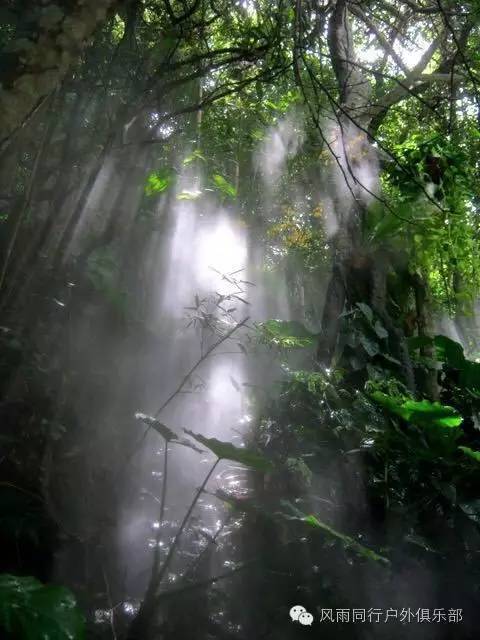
[145, 168, 174, 196]
[369, 391, 410, 421]
[184, 431, 273, 471]
[373, 321, 388, 340]
[0, 574, 85, 640]
[409, 335, 480, 392]
[303, 514, 389, 565]
[211, 174, 237, 199]
[171, 436, 204, 454]
[458, 446, 480, 463]
[370, 392, 462, 428]
[356, 302, 373, 324]
[434, 335, 465, 369]
[402, 400, 463, 428]
[360, 335, 379, 357]
[433, 335, 480, 391]
[279, 502, 388, 565]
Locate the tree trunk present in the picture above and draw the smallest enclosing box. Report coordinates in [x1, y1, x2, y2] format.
[0, 0, 119, 151]
[413, 273, 439, 400]
[317, 0, 372, 365]
[314, 1, 419, 393]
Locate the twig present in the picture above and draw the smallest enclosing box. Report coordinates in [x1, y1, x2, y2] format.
[153, 316, 249, 417]
[156, 556, 256, 601]
[151, 445, 169, 576]
[121, 317, 249, 470]
[153, 459, 219, 591]
[181, 516, 231, 582]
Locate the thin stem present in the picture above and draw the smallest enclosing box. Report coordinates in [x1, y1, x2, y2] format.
[182, 516, 230, 582]
[154, 317, 249, 417]
[152, 444, 169, 576]
[156, 557, 256, 602]
[153, 458, 219, 591]
[122, 317, 250, 475]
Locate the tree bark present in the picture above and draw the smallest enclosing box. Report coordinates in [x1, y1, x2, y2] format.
[317, 0, 372, 365]
[0, 0, 119, 151]
[413, 273, 439, 400]
[316, 1, 417, 393]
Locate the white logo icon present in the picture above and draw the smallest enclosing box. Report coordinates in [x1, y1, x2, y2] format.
[299, 611, 314, 626]
[290, 605, 314, 625]
[290, 605, 306, 621]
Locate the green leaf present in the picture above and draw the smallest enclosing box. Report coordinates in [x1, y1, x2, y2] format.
[135, 413, 176, 440]
[360, 335, 379, 357]
[402, 400, 463, 428]
[135, 414, 203, 452]
[184, 431, 273, 471]
[433, 336, 480, 391]
[458, 446, 480, 463]
[409, 335, 480, 392]
[303, 514, 389, 564]
[434, 335, 465, 369]
[370, 392, 462, 428]
[279, 502, 389, 565]
[356, 302, 373, 324]
[0, 574, 85, 640]
[145, 168, 174, 196]
[264, 100, 279, 110]
[369, 391, 410, 421]
[211, 174, 237, 199]
[373, 321, 388, 340]
[258, 319, 316, 349]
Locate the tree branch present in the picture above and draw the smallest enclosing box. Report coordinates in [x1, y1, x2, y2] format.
[349, 5, 409, 75]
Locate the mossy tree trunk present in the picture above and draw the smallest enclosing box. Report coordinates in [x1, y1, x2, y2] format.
[0, 0, 119, 151]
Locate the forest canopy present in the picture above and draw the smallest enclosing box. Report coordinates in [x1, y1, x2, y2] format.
[1, 1, 480, 639]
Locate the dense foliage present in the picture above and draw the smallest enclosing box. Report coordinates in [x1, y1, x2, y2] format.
[1, 1, 480, 639]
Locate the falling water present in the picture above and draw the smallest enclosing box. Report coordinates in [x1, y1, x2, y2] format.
[49, 143, 293, 634]
[116, 179, 253, 593]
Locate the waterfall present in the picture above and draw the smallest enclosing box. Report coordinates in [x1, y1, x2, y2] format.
[50, 158, 291, 629]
